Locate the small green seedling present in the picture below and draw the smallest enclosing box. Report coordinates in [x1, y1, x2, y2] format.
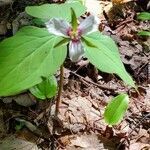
[137, 12, 150, 37]
[104, 94, 129, 126]
[137, 12, 150, 21]
[15, 121, 25, 131]
[29, 76, 57, 100]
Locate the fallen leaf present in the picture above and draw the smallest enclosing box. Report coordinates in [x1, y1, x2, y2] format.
[3, 93, 36, 107]
[0, 110, 5, 138]
[129, 143, 150, 150]
[0, 135, 39, 150]
[70, 134, 104, 150]
[0, 21, 7, 35]
[67, 96, 101, 126]
[0, 0, 13, 6]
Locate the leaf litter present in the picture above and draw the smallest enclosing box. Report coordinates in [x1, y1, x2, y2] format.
[0, 0, 150, 149]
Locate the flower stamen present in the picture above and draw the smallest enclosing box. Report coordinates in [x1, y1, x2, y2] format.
[67, 28, 82, 42]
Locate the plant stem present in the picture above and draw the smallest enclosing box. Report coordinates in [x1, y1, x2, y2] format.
[55, 65, 64, 116]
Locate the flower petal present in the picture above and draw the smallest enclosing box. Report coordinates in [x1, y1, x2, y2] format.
[78, 15, 99, 35]
[46, 18, 71, 37]
[69, 41, 84, 62]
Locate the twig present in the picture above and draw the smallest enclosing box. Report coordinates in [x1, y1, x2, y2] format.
[55, 65, 64, 116]
[136, 62, 148, 76]
[70, 71, 117, 91]
[116, 19, 134, 28]
[128, 113, 150, 137]
[116, 113, 150, 150]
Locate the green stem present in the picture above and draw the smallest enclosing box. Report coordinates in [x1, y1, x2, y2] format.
[55, 65, 64, 116]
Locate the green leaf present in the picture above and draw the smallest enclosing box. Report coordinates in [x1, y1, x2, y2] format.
[0, 26, 67, 96]
[29, 75, 57, 100]
[25, 1, 86, 22]
[82, 32, 135, 87]
[104, 94, 129, 125]
[137, 12, 150, 21]
[138, 31, 150, 36]
[71, 8, 78, 31]
[54, 38, 70, 48]
[67, 0, 85, 5]
[32, 18, 47, 26]
[15, 122, 25, 131]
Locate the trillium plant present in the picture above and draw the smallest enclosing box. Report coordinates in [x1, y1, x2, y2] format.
[0, 1, 135, 124]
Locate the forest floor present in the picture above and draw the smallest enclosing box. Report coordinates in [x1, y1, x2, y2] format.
[0, 0, 149, 149]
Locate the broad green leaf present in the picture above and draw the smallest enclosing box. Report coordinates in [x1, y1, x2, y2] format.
[137, 12, 150, 21]
[138, 31, 150, 36]
[29, 75, 57, 100]
[32, 18, 47, 26]
[83, 32, 135, 87]
[67, 0, 85, 5]
[25, 1, 86, 22]
[104, 94, 129, 125]
[0, 26, 67, 96]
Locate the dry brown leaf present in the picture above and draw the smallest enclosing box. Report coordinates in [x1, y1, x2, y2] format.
[69, 134, 104, 150]
[0, 110, 6, 138]
[129, 143, 150, 150]
[0, 135, 39, 150]
[68, 96, 101, 125]
[0, 0, 13, 6]
[0, 21, 7, 35]
[3, 93, 36, 107]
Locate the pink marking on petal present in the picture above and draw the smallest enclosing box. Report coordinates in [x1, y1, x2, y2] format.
[66, 27, 72, 36]
[67, 28, 82, 42]
[71, 39, 80, 42]
[77, 28, 83, 36]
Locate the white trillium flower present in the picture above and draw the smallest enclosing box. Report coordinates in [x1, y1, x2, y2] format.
[46, 15, 99, 62]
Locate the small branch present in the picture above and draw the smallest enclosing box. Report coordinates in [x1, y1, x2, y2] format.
[55, 65, 64, 116]
[116, 113, 150, 150]
[116, 19, 134, 28]
[70, 71, 117, 91]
